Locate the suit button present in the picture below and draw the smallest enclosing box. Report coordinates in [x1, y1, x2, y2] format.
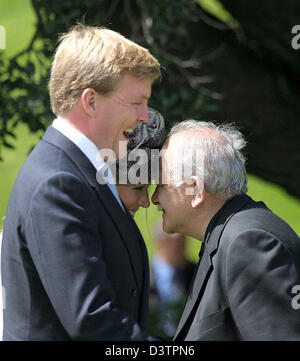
[132, 289, 137, 297]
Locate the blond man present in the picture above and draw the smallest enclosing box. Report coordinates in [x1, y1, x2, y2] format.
[1, 24, 160, 340]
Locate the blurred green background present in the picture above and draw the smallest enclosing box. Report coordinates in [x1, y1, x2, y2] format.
[0, 0, 299, 264]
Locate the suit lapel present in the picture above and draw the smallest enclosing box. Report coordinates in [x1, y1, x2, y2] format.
[125, 209, 150, 328]
[174, 194, 251, 340]
[42, 126, 144, 292]
[174, 241, 212, 339]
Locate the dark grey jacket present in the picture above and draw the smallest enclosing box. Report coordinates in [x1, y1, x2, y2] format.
[174, 194, 300, 341]
[1, 126, 150, 340]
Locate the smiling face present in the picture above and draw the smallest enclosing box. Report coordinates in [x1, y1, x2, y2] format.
[152, 182, 191, 234]
[152, 138, 193, 234]
[117, 184, 150, 217]
[92, 74, 152, 158]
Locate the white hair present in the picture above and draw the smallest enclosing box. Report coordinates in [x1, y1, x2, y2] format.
[167, 120, 248, 200]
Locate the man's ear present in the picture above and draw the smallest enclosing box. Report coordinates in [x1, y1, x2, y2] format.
[81, 88, 97, 116]
[188, 176, 205, 208]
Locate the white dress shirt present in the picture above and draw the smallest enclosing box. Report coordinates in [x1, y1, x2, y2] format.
[52, 118, 124, 211]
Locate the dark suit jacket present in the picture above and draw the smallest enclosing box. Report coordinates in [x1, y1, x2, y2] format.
[174, 193, 300, 341]
[1, 126, 151, 340]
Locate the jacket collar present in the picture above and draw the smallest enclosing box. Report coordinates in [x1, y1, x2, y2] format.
[174, 193, 251, 339]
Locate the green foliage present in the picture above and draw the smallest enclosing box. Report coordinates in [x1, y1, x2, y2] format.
[0, 0, 36, 58]
[197, 0, 239, 27]
[0, 124, 42, 229]
[247, 174, 300, 236]
[0, 0, 217, 158]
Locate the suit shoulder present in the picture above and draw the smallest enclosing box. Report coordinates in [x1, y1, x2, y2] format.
[22, 138, 79, 174]
[222, 204, 300, 260]
[15, 138, 88, 193]
[7, 140, 93, 224]
[226, 204, 298, 240]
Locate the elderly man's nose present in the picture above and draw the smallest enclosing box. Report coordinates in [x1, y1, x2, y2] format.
[139, 193, 150, 208]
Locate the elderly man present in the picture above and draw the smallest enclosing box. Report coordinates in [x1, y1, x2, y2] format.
[152, 120, 300, 341]
[1, 24, 160, 340]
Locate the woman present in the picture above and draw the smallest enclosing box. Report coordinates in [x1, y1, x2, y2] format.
[116, 107, 165, 216]
[117, 183, 150, 217]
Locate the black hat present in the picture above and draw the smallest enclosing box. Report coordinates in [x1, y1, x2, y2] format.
[116, 107, 166, 184]
[127, 107, 166, 150]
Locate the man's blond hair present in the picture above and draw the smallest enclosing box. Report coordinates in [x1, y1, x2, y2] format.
[49, 24, 161, 115]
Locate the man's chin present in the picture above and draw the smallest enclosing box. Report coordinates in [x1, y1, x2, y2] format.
[162, 216, 174, 234]
[115, 139, 129, 160]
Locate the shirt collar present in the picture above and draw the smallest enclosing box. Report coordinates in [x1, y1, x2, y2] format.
[52, 117, 125, 210]
[52, 117, 108, 172]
